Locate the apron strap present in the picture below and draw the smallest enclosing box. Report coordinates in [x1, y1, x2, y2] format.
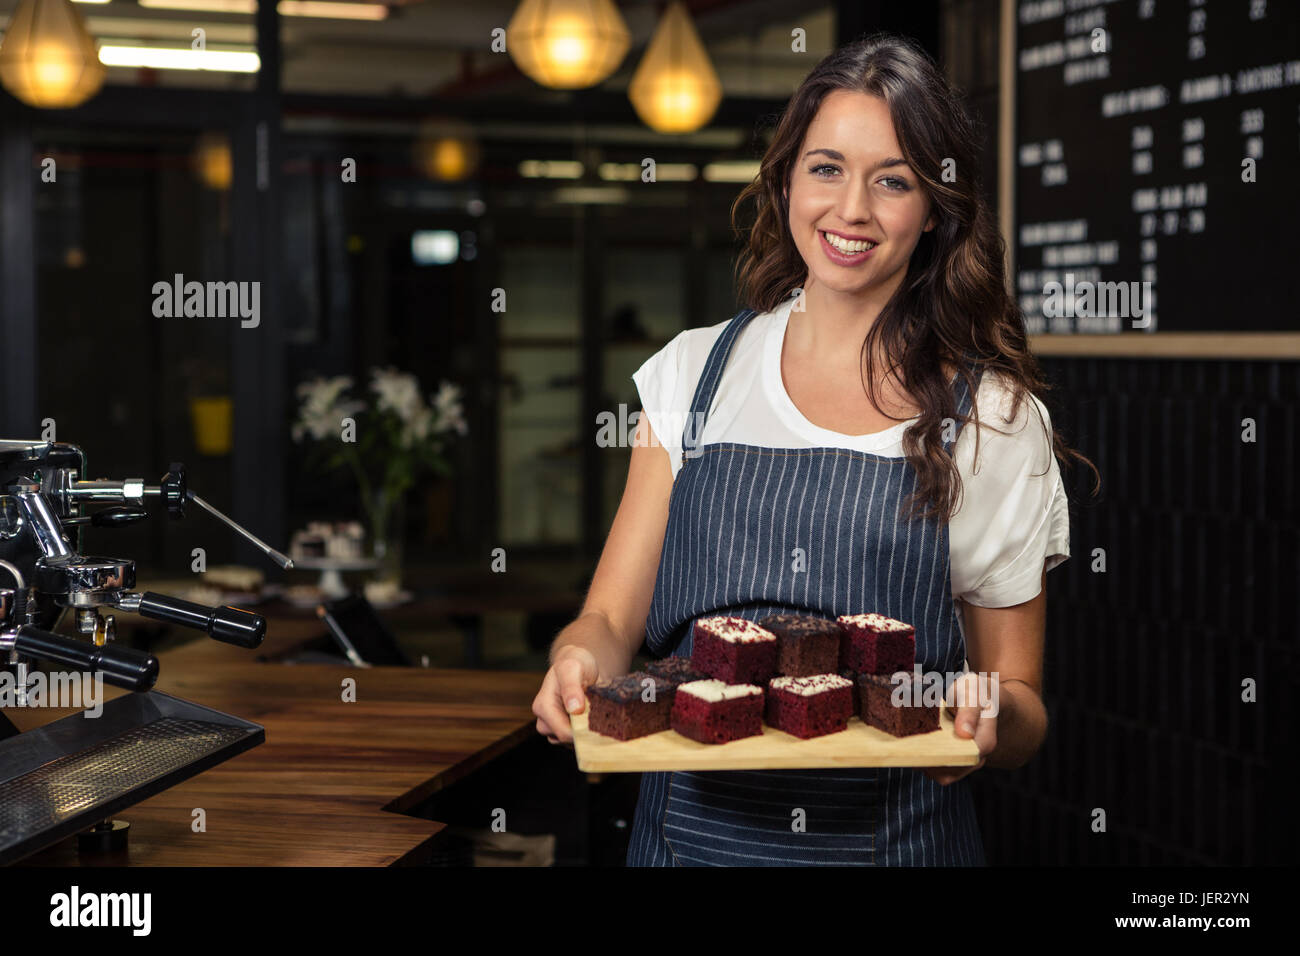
[679, 307, 986, 458]
[680, 307, 758, 456]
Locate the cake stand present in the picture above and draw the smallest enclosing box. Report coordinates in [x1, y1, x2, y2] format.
[291, 555, 378, 599]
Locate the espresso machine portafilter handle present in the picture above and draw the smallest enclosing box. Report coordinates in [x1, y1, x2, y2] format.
[116, 592, 266, 648]
[10, 625, 159, 692]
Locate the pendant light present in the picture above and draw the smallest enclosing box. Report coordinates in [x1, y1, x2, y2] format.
[0, 0, 105, 109]
[628, 0, 721, 134]
[506, 0, 630, 90]
[414, 119, 481, 182]
[194, 132, 233, 190]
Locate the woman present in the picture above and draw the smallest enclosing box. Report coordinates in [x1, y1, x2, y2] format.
[532, 33, 1099, 866]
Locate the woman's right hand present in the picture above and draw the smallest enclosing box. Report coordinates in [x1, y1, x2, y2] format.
[531, 411, 675, 745]
[533, 644, 601, 745]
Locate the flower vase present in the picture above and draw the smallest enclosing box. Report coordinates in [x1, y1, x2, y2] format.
[369, 488, 406, 592]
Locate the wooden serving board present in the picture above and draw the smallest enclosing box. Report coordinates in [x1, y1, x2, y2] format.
[571, 708, 980, 772]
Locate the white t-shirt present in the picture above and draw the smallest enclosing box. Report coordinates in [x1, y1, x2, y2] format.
[631, 296, 1071, 609]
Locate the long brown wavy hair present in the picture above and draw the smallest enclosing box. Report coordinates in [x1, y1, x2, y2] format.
[730, 32, 1100, 525]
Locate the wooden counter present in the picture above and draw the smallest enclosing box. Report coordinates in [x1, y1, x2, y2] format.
[9, 629, 543, 866]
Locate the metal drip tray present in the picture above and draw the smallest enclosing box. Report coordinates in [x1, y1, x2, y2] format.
[0, 692, 264, 864]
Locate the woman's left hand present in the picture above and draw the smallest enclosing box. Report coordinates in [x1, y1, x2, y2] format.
[923, 671, 997, 785]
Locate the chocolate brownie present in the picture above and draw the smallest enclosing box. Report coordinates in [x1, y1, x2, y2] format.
[670, 679, 764, 744]
[586, 671, 673, 740]
[644, 655, 710, 687]
[765, 674, 854, 738]
[691, 616, 778, 684]
[759, 613, 841, 677]
[837, 612, 916, 674]
[857, 672, 940, 737]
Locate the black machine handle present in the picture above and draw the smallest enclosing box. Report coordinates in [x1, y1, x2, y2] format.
[92, 506, 150, 527]
[161, 462, 187, 519]
[136, 591, 266, 648]
[13, 625, 159, 692]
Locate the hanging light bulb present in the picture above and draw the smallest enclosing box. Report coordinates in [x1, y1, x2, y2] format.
[506, 0, 630, 90]
[628, 0, 721, 134]
[413, 118, 481, 182]
[194, 132, 233, 190]
[0, 0, 105, 109]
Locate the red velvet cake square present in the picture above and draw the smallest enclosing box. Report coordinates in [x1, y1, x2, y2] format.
[857, 672, 940, 737]
[670, 679, 764, 744]
[837, 613, 916, 675]
[765, 674, 854, 738]
[758, 613, 841, 677]
[586, 672, 673, 740]
[691, 616, 778, 684]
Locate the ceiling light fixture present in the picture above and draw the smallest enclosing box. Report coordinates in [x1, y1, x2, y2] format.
[98, 44, 260, 71]
[506, 0, 630, 89]
[628, 0, 721, 134]
[136, 0, 389, 21]
[0, 0, 105, 108]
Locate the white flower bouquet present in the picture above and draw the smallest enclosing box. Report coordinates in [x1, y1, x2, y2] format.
[291, 368, 468, 564]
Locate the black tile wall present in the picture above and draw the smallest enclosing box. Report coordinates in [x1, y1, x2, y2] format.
[969, 356, 1296, 865]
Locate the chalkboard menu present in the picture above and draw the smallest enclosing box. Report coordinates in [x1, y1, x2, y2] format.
[1014, 0, 1299, 333]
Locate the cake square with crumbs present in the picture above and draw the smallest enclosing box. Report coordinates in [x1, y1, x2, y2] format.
[691, 616, 778, 684]
[837, 612, 916, 674]
[670, 679, 764, 744]
[765, 674, 854, 738]
[586, 672, 674, 740]
[759, 613, 841, 677]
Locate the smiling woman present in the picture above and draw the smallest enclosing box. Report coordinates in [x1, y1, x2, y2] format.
[786, 93, 934, 315]
[534, 32, 1099, 868]
[725, 35, 1099, 523]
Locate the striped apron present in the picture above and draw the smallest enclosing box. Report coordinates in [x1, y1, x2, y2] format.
[625, 306, 987, 866]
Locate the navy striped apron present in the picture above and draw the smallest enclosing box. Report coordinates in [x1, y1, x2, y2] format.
[625, 306, 987, 866]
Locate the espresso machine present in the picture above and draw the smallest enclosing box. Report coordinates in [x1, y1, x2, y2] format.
[0, 439, 292, 863]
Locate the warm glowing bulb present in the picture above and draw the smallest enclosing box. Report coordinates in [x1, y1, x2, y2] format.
[0, 0, 105, 108]
[506, 0, 630, 90]
[413, 124, 480, 182]
[34, 46, 76, 89]
[627, 2, 721, 134]
[431, 139, 470, 180]
[195, 134, 233, 189]
[545, 18, 591, 72]
[641, 69, 711, 133]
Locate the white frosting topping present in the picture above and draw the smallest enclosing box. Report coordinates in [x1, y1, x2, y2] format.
[678, 679, 763, 702]
[837, 612, 912, 632]
[696, 616, 776, 644]
[770, 674, 853, 696]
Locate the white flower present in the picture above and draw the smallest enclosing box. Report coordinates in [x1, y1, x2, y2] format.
[371, 367, 425, 425]
[431, 381, 468, 436]
[297, 374, 353, 408]
[399, 406, 435, 449]
[292, 375, 364, 442]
